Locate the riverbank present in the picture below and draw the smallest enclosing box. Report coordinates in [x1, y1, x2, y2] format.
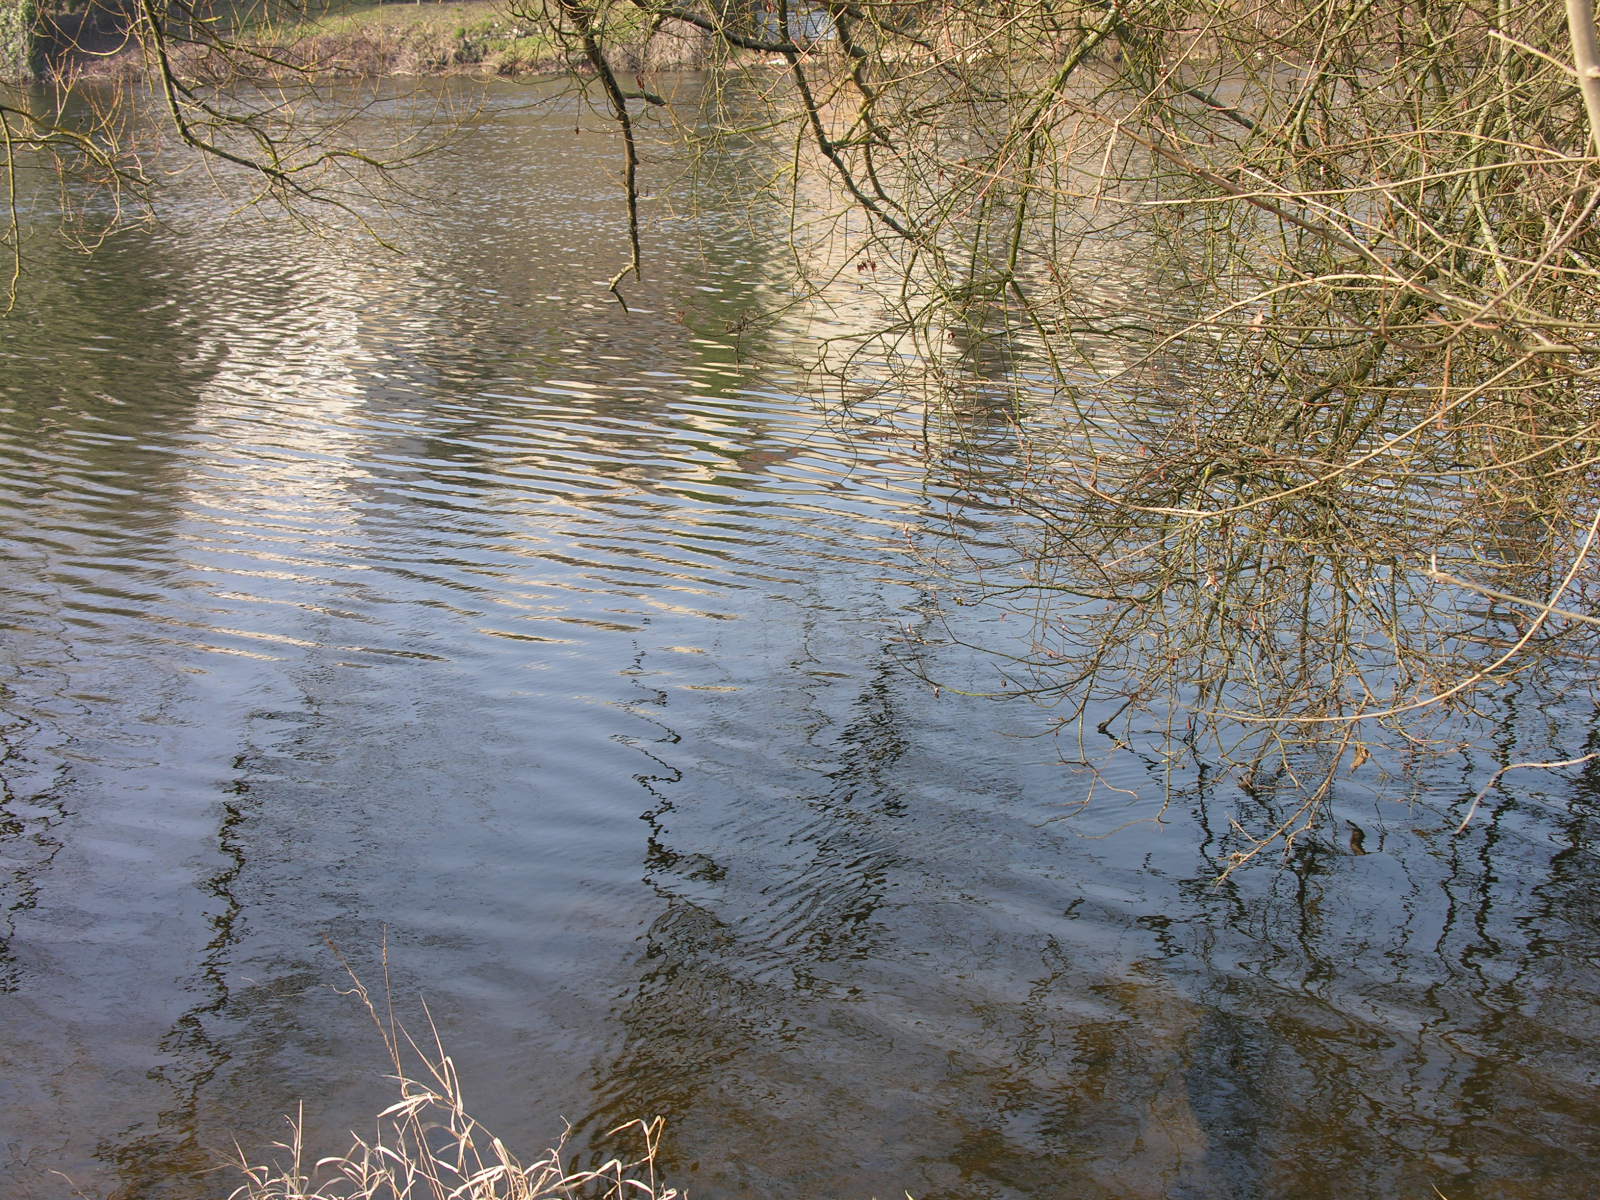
[246, 0, 576, 76]
[248, 0, 716, 76]
[54, 0, 712, 82]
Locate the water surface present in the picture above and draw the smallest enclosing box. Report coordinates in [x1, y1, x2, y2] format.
[2, 76, 1599, 1200]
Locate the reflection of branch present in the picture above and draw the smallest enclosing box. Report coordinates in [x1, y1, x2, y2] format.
[1454, 752, 1599, 833]
[1217, 728, 1356, 882]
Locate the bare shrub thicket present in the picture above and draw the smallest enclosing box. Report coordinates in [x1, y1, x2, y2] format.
[549, 0, 1600, 850]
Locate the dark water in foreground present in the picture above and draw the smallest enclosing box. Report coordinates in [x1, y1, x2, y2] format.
[2, 78, 1600, 1200]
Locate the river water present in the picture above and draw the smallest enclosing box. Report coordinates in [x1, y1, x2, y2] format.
[2, 77, 1599, 1200]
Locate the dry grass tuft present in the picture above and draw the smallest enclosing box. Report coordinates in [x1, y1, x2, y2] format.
[231, 1088, 672, 1200]
[233, 956, 677, 1200]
